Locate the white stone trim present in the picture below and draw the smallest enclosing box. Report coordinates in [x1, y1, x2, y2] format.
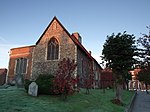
[5, 55, 11, 83]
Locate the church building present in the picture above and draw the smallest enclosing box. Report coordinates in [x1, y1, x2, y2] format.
[7, 17, 102, 88]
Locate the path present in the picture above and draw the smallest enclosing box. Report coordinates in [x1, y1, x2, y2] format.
[132, 91, 150, 112]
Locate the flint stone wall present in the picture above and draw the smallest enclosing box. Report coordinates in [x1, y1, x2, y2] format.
[31, 20, 76, 79]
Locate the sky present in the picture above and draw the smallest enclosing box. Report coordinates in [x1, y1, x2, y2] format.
[0, 0, 150, 68]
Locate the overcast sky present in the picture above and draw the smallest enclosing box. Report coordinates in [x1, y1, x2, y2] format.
[0, 0, 150, 68]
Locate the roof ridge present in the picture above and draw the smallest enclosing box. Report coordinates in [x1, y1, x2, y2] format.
[36, 16, 71, 45]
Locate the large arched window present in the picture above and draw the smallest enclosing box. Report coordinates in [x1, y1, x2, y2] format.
[47, 37, 59, 60]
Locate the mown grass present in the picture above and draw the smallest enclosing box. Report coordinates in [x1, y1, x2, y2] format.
[0, 88, 134, 112]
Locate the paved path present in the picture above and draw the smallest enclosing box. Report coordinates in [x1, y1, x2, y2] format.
[132, 91, 150, 112]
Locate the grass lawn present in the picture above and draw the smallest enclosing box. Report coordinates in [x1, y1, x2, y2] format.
[0, 87, 134, 112]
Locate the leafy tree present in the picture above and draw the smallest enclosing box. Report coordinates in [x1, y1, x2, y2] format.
[53, 58, 79, 100]
[137, 26, 150, 94]
[102, 31, 137, 102]
[137, 26, 150, 66]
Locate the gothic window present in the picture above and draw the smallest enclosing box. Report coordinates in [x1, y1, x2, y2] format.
[22, 58, 27, 73]
[15, 59, 20, 74]
[47, 37, 59, 60]
[15, 58, 27, 74]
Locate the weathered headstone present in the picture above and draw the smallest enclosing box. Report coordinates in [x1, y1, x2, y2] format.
[28, 82, 38, 96]
[15, 74, 24, 88]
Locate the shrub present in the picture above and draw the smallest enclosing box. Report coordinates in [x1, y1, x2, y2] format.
[35, 74, 54, 95]
[24, 79, 32, 92]
[53, 58, 79, 100]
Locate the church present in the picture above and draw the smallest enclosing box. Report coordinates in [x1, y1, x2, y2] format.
[7, 17, 102, 88]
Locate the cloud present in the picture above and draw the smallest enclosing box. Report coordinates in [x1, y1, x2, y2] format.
[0, 36, 7, 44]
[0, 35, 30, 68]
[0, 44, 22, 68]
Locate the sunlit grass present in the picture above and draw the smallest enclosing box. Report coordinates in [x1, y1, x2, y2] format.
[0, 88, 134, 112]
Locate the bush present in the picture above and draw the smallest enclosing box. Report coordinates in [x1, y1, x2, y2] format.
[35, 74, 54, 95]
[24, 79, 32, 92]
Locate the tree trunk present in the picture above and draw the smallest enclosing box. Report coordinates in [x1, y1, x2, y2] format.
[62, 86, 68, 101]
[86, 88, 90, 94]
[125, 80, 129, 90]
[115, 83, 123, 102]
[103, 88, 105, 93]
[112, 82, 115, 92]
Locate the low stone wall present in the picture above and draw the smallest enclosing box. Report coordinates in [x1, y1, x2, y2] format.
[124, 91, 137, 112]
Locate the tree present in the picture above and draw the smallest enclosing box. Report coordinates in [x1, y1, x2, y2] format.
[53, 58, 79, 100]
[137, 26, 150, 66]
[137, 26, 150, 93]
[102, 31, 137, 102]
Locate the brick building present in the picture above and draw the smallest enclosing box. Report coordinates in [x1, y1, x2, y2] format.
[7, 17, 102, 87]
[129, 67, 150, 90]
[100, 68, 114, 88]
[0, 68, 7, 85]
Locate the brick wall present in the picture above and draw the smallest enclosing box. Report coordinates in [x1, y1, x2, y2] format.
[0, 68, 7, 85]
[100, 69, 114, 88]
[7, 46, 35, 82]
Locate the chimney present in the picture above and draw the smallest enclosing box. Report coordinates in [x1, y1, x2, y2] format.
[89, 51, 92, 55]
[72, 32, 82, 43]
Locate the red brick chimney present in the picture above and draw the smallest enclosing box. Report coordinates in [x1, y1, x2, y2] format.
[89, 51, 92, 55]
[72, 32, 82, 43]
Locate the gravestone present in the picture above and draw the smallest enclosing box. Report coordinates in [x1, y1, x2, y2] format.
[28, 82, 38, 96]
[15, 74, 24, 88]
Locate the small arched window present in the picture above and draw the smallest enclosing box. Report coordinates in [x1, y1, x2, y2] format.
[47, 37, 59, 60]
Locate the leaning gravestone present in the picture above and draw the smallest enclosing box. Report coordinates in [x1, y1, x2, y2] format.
[28, 82, 38, 96]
